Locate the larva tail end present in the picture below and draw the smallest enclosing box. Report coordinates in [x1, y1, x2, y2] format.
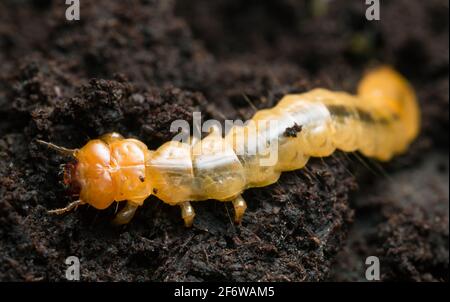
[358, 66, 420, 143]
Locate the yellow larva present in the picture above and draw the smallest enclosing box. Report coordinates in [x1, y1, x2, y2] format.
[37, 66, 420, 226]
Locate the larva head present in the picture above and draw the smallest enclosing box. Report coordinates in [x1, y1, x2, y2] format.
[71, 140, 116, 210]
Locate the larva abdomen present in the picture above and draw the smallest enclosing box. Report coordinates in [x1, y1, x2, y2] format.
[147, 67, 419, 204]
[191, 130, 246, 201]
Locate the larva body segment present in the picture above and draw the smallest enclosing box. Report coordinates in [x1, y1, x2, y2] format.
[74, 135, 153, 210]
[41, 66, 420, 226]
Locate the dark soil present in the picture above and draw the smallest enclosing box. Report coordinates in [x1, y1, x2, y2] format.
[0, 0, 448, 281]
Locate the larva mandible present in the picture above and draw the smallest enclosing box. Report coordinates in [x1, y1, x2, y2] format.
[37, 66, 420, 227]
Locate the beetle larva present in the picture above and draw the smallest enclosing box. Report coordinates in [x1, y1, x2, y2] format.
[37, 66, 420, 226]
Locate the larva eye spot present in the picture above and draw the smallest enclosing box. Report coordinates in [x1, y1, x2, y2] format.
[63, 162, 81, 195]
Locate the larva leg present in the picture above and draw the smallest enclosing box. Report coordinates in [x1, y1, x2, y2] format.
[232, 195, 247, 224]
[180, 201, 195, 227]
[48, 199, 83, 215]
[112, 201, 139, 225]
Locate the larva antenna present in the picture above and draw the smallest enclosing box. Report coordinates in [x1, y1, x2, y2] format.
[36, 139, 78, 158]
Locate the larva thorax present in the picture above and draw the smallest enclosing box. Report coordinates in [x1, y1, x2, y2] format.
[44, 66, 419, 226]
[72, 135, 152, 210]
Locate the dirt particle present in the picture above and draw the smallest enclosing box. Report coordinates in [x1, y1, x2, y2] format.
[284, 123, 303, 137]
